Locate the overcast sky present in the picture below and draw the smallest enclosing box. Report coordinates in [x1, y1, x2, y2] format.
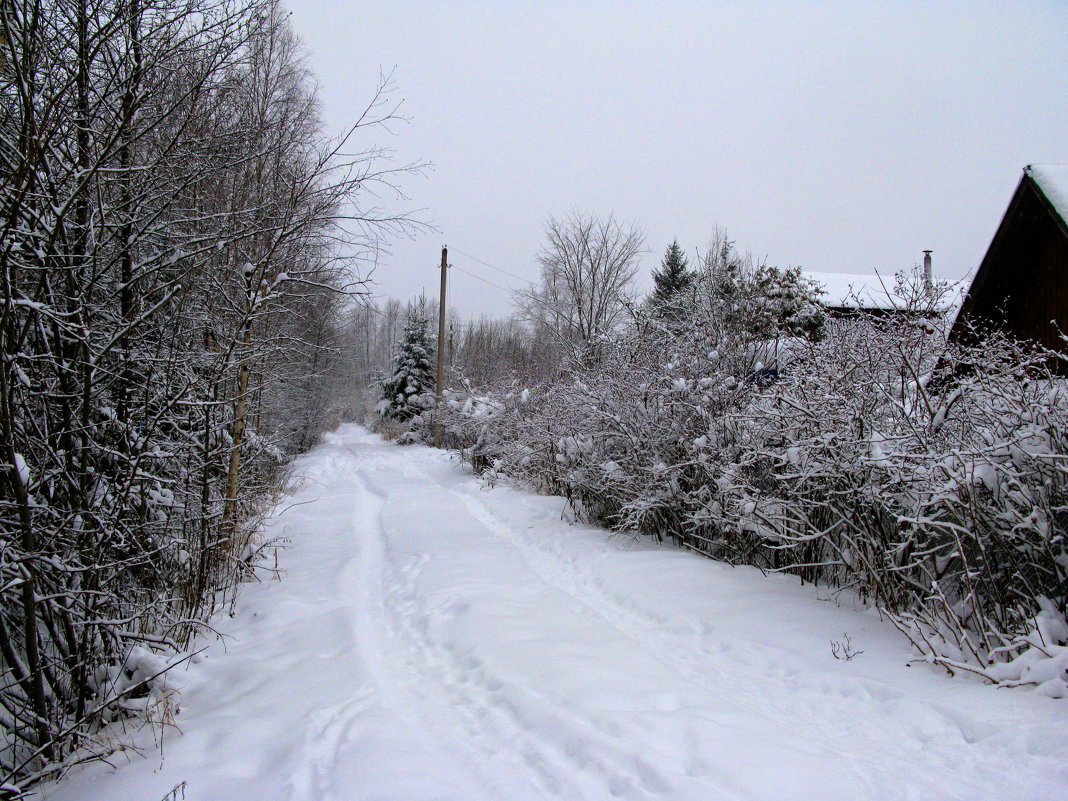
[288, 0, 1068, 319]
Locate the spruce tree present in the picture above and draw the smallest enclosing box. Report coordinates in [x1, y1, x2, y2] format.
[650, 238, 692, 309]
[377, 307, 436, 421]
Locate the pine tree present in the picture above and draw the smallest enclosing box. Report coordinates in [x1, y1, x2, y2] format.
[650, 238, 692, 309]
[377, 306, 436, 421]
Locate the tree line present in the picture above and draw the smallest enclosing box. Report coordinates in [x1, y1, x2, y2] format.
[0, 0, 420, 785]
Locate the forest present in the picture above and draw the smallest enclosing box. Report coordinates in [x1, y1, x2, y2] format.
[0, 0, 423, 785]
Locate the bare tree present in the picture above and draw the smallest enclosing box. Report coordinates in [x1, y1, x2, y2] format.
[0, 0, 423, 785]
[515, 212, 644, 363]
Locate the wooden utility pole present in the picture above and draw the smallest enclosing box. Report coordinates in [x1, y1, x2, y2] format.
[434, 246, 448, 446]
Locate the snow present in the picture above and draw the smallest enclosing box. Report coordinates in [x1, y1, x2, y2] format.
[9, 298, 45, 311]
[1028, 163, 1068, 224]
[804, 271, 903, 310]
[12, 453, 29, 487]
[42, 425, 1068, 801]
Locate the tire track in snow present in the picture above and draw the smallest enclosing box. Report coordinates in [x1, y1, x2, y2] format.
[439, 480, 870, 793]
[352, 454, 629, 800]
[445, 482, 830, 714]
[288, 442, 528, 801]
[346, 451, 559, 801]
[352, 446, 752, 801]
[352, 446, 743, 801]
[431, 467, 1022, 800]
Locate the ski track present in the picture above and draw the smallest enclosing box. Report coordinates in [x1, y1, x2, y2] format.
[41, 425, 1068, 801]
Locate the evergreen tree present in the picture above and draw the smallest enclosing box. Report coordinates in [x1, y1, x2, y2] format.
[650, 238, 692, 309]
[377, 306, 436, 420]
[742, 264, 827, 342]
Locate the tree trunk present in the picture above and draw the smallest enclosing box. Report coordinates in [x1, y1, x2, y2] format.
[221, 321, 253, 538]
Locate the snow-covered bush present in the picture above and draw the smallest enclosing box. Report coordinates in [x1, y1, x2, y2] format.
[439, 263, 1068, 689]
[707, 314, 1068, 686]
[432, 381, 534, 473]
[440, 253, 827, 528]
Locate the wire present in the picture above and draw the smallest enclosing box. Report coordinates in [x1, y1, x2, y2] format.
[450, 246, 534, 284]
[451, 263, 512, 293]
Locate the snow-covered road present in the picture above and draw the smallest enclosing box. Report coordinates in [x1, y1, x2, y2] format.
[45, 425, 1068, 801]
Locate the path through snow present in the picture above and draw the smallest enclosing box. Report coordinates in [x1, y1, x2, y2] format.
[44, 425, 1068, 800]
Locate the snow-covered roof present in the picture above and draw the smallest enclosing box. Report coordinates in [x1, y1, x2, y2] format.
[1027, 164, 1068, 225]
[804, 271, 903, 310]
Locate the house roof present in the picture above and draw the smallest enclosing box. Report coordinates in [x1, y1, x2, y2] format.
[945, 165, 1068, 370]
[805, 271, 910, 311]
[1027, 164, 1068, 231]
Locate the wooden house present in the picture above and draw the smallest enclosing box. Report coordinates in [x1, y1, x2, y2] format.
[947, 165, 1068, 372]
[807, 257, 943, 319]
[808, 271, 912, 317]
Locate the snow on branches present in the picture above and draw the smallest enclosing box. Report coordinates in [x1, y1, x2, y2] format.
[0, 0, 423, 785]
[376, 305, 436, 423]
[435, 261, 1068, 692]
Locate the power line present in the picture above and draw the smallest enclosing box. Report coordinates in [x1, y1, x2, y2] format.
[450, 246, 534, 284]
[451, 263, 512, 293]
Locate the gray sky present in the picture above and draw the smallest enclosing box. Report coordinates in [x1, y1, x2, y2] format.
[288, 0, 1068, 319]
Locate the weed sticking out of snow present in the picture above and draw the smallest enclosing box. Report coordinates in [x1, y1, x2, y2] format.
[830, 633, 865, 662]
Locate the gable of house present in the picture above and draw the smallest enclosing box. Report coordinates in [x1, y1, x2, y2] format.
[948, 165, 1068, 365]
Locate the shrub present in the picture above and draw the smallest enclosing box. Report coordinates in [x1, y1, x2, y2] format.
[435, 267, 1068, 691]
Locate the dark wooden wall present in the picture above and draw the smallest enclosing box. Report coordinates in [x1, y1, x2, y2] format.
[950, 174, 1068, 373]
